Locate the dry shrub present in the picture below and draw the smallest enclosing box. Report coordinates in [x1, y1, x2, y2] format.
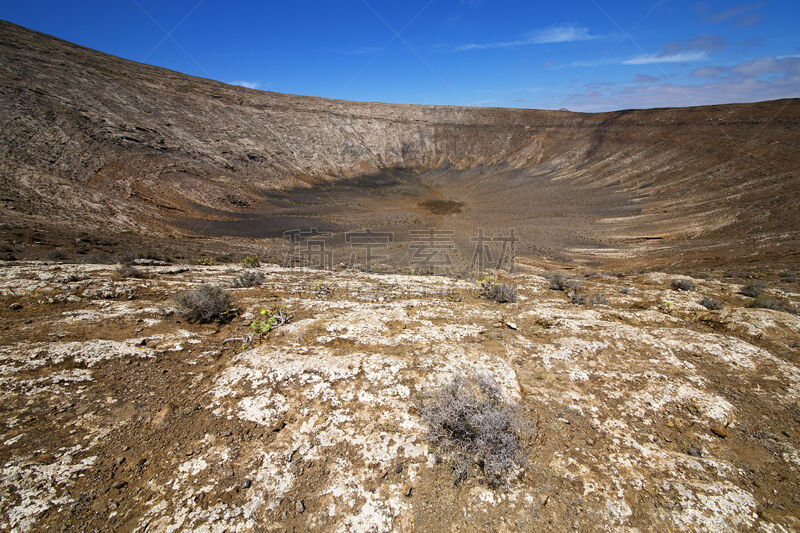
[670, 279, 695, 291]
[116, 264, 147, 279]
[231, 271, 265, 288]
[483, 282, 517, 303]
[589, 292, 608, 305]
[750, 295, 796, 314]
[175, 285, 234, 323]
[700, 297, 724, 310]
[546, 273, 582, 291]
[740, 280, 767, 298]
[420, 372, 528, 486]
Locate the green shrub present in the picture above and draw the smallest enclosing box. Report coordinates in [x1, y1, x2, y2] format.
[242, 255, 261, 268]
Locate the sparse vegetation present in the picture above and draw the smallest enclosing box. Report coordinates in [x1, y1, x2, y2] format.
[119, 249, 170, 265]
[700, 296, 724, 310]
[671, 279, 695, 291]
[420, 372, 527, 486]
[589, 292, 608, 306]
[314, 281, 332, 297]
[750, 295, 796, 314]
[231, 271, 265, 288]
[479, 278, 517, 303]
[620, 286, 631, 295]
[740, 280, 767, 298]
[195, 257, 215, 266]
[242, 255, 261, 268]
[569, 292, 586, 305]
[249, 307, 290, 337]
[116, 264, 147, 279]
[175, 285, 235, 323]
[83, 251, 112, 264]
[546, 273, 582, 291]
[46, 249, 66, 261]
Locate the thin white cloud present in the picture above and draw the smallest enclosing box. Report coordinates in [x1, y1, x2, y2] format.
[622, 51, 708, 65]
[227, 80, 260, 89]
[561, 54, 800, 111]
[700, 2, 763, 23]
[453, 23, 598, 52]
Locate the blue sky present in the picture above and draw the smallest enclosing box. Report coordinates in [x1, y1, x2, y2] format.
[1, 0, 799, 111]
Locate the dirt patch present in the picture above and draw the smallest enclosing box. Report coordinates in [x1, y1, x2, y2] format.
[419, 199, 464, 215]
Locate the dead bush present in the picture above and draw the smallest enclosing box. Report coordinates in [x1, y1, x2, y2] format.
[750, 295, 796, 314]
[231, 271, 265, 288]
[589, 293, 608, 306]
[175, 285, 235, 323]
[84, 251, 113, 264]
[670, 279, 695, 291]
[46, 249, 66, 261]
[569, 292, 586, 305]
[546, 273, 582, 291]
[740, 280, 767, 298]
[700, 297, 724, 310]
[483, 282, 517, 303]
[116, 265, 148, 279]
[420, 372, 527, 486]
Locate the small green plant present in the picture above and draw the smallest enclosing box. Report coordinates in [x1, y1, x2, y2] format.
[476, 277, 517, 303]
[195, 257, 215, 266]
[249, 307, 290, 337]
[242, 255, 261, 268]
[313, 281, 332, 297]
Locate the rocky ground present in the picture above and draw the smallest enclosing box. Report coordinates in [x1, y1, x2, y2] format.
[1, 260, 799, 531]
